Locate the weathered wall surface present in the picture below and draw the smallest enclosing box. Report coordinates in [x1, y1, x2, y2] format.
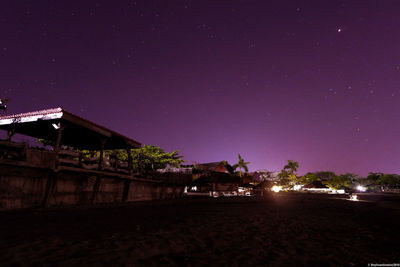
[47, 172, 95, 206]
[0, 163, 191, 210]
[95, 177, 125, 204]
[0, 165, 49, 209]
[127, 181, 160, 201]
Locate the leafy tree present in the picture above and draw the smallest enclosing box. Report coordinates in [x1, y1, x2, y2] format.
[117, 145, 184, 171]
[367, 172, 383, 183]
[323, 174, 351, 190]
[376, 174, 400, 185]
[232, 154, 250, 177]
[300, 172, 321, 184]
[341, 173, 358, 183]
[288, 173, 302, 185]
[277, 160, 300, 188]
[277, 169, 290, 187]
[313, 171, 337, 180]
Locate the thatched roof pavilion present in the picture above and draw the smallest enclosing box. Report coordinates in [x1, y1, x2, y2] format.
[0, 107, 141, 150]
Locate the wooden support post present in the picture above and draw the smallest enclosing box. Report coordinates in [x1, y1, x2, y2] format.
[98, 137, 106, 170]
[112, 152, 118, 171]
[6, 129, 15, 141]
[126, 148, 132, 175]
[78, 152, 83, 168]
[54, 123, 64, 153]
[54, 123, 64, 169]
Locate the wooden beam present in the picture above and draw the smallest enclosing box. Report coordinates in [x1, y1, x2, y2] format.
[54, 123, 65, 169]
[6, 129, 15, 141]
[126, 148, 132, 175]
[98, 137, 106, 170]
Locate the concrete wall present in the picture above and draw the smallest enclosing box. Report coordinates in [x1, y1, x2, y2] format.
[0, 163, 191, 210]
[47, 172, 95, 206]
[0, 164, 49, 209]
[127, 181, 161, 201]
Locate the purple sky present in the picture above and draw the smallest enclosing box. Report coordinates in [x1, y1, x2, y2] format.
[1, 1, 400, 176]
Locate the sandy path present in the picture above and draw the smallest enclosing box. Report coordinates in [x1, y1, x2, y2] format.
[0, 193, 399, 266]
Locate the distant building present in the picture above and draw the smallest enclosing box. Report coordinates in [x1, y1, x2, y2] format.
[253, 170, 280, 182]
[159, 161, 229, 175]
[157, 167, 192, 174]
[194, 162, 229, 173]
[253, 180, 274, 197]
[302, 181, 330, 193]
[187, 172, 240, 197]
[182, 161, 240, 197]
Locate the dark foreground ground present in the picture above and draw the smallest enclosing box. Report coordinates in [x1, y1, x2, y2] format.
[1, 193, 400, 266]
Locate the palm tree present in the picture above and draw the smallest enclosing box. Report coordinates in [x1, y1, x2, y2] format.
[283, 160, 299, 174]
[221, 160, 235, 174]
[280, 160, 299, 188]
[232, 154, 250, 177]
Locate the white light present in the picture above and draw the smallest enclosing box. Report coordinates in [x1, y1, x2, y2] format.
[293, 185, 302, 191]
[350, 194, 358, 201]
[271, 185, 282, 193]
[356, 185, 366, 192]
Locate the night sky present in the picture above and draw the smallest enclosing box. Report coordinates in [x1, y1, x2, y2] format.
[1, 1, 400, 176]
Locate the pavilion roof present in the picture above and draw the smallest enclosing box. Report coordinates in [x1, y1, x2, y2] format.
[0, 107, 141, 150]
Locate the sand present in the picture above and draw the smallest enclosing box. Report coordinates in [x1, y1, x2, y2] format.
[0, 193, 400, 266]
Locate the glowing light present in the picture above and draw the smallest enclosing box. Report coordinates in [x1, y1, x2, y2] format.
[350, 194, 358, 201]
[293, 184, 302, 191]
[356, 185, 366, 192]
[271, 185, 282, 193]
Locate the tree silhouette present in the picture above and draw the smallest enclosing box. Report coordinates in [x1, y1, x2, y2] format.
[283, 160, 299, 174]
[232, 154, 250, 177]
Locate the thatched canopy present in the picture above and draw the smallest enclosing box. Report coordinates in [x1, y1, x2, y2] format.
[0, 108, 141, 150]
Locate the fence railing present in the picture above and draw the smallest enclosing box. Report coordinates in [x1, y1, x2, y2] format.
[0, 140, 192, 184]
[58, 149, 130, 173]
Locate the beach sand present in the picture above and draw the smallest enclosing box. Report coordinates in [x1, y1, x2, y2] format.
[1, 193, 399, 266]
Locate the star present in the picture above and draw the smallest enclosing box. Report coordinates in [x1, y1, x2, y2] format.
[337, 28, 342, 32]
